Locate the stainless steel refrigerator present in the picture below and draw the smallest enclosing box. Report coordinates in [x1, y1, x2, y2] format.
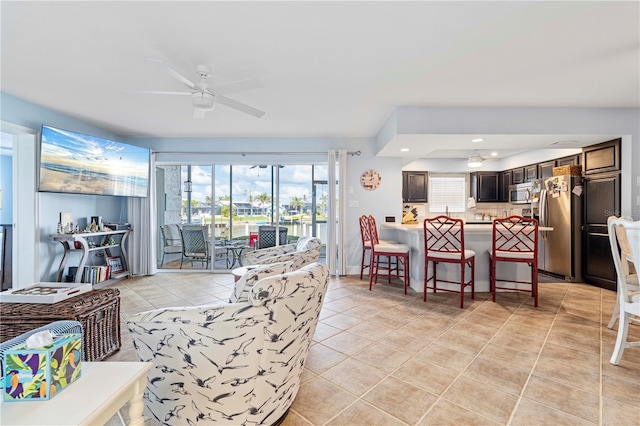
[537, 175, 583, 281]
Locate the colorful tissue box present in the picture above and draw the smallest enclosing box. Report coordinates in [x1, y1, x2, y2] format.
[3, 333, 82, 401]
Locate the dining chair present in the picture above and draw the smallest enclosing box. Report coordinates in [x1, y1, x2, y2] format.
[179, 225, 211, 268]
[423, 216, 475, 308]
[367, 215, 410, 294]
[608, 216, 640, 365]
[489, 216, 539, 307]
[606, 216, 639, 329]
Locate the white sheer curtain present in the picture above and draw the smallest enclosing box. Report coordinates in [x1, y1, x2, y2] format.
[338, 150, 347, 275]
[327, 150, 347, 276]
[127, 152, 157, 276]
[327, 150, 337, 275]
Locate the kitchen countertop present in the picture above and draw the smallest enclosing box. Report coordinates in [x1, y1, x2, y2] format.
[384, 223, 553, 232]
[379, 223, 552, 293]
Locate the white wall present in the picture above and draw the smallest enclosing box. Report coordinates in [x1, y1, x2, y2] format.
[344, 154, 404, 274]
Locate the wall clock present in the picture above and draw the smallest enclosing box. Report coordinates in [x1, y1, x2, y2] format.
[360, 169, 381, 190]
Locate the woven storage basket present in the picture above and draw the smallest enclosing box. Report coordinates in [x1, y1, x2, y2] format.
[0, 288, 120, 361]
[553, 165, 582, 177]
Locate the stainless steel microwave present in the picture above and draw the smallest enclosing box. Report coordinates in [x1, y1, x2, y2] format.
[509, 182, 533, 204]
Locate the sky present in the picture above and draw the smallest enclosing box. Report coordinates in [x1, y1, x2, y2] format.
[182, 164, 329, 212]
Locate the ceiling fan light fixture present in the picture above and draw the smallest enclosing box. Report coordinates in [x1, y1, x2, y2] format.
[192, 92, 215, 110]
[468, 155, 483, 168]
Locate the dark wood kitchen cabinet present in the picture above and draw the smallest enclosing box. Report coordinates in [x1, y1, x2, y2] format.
[524, 165, 538, 182]
[499, 170, 512, 202]
[557, 154, 581, 167]
[470, 172, 499, 202]
[583, 139, 620, 175]
[402, 171, 428, 203]
[511, 167, 525, 184]
[537, 160, 556, 179]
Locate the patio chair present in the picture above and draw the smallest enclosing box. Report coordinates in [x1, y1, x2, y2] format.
[257, 225, 288, 249]
[159, 224, 182, 267]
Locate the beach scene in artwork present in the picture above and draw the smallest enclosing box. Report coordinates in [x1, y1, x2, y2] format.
[39, 126, 149, 197]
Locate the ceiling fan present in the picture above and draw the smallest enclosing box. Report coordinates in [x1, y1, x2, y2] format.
[132, 59, 265, 119]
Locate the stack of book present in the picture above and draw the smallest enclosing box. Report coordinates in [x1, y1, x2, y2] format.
[82, 265, 110, 284]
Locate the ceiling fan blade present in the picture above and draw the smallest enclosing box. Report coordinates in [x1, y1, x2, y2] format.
[127, 89, 191, 95]
[193, 108, 206, 119]
[216, 95, 265, 118]
[148, 58, 195, 90]
[211, 78, 262, 95]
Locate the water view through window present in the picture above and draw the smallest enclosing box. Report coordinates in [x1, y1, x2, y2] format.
[157, 163, 330, 270]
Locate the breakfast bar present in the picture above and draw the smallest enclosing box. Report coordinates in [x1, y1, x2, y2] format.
[380, 222, 553, 293]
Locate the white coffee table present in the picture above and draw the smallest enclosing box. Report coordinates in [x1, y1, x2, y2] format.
[1, 361, 152, 426]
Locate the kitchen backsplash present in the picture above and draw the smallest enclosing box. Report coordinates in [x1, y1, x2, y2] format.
[401, 202, 523, 222]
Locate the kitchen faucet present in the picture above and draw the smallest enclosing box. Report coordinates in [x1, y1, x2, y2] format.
[445, 206, 449, 216]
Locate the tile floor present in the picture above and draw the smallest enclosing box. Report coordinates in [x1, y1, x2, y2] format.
[105, 272, 640, 425]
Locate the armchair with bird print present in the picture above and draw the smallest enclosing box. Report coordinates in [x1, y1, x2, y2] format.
[241, 236, 322, 270]
[126, 262, 329, 425]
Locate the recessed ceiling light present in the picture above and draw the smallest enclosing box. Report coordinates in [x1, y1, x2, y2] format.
[472, 138, 484, 143]
[491, 152, 498, 156]
[400, 148, 410, 152]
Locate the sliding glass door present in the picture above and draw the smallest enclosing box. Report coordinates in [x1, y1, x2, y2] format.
[156, 163, 327, 271]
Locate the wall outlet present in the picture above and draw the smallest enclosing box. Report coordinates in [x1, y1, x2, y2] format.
[348, 186, 354, 194]
[348, 200, 359, 208]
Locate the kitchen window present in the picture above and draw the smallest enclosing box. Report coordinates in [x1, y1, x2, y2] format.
[428, 175, 466, 213]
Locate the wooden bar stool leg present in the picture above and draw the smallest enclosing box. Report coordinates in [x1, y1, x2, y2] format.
[404, 254, 409, 295]
[369, 254, 376, 290]
[423, 261, 428, 302]
[532, 262, 538, 307]
[460, 262, 465, 309]
[471, 258, 475, 300]
[433, 261, 438, 294]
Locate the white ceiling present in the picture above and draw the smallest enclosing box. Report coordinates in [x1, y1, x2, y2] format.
[2, 1, 638, 160]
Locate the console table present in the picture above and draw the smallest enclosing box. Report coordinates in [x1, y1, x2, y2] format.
[50, 230, 130, 284]
[0, 361, 152, 426]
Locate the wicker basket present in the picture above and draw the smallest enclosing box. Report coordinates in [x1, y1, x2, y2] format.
[553, 165, 582, 177]
[0, 288, 121, 361]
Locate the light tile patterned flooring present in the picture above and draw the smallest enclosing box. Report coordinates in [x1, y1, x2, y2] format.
[105, 272, 640, 425]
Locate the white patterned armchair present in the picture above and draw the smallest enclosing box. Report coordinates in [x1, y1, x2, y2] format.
[127, 262, 329, 425]
[241, 236, 322, 270]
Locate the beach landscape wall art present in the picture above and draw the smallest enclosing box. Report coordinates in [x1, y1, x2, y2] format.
[38, 125, 150, 197]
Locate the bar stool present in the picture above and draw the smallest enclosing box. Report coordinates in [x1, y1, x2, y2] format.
[489, 216, 539, 307]
[423, 216, 475, 308]
[359, 215, 373, 279]
[359, 215, 397, 280]
[367, 216, 410, 293]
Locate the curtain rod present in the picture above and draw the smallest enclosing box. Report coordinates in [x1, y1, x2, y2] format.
[153, 150, 361, 156]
